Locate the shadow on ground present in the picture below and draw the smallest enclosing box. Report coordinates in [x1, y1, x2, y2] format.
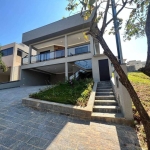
[0, 86, 141, 150]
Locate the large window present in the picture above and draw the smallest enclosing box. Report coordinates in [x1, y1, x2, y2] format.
[1, 47, 13, 56]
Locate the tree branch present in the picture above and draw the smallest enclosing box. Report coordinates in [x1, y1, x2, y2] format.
[101, 0, 111, 35]
[105, 0, 128, 28]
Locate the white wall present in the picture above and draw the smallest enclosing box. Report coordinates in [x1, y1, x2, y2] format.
[92, 54, 112, 82]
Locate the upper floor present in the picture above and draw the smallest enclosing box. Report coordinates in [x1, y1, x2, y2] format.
[0, 43, 29, 67]
[21, 11, 100, 69]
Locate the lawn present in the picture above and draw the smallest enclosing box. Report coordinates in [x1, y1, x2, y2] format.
[30, 78, 93, 107]
[128, 72, 150, 150]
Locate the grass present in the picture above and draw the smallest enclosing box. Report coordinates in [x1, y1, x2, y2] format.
[128, 72, 150, 150]
[30, 78, 93, 107]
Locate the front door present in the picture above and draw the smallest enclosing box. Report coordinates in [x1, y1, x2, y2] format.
[99, 59, 110, 81]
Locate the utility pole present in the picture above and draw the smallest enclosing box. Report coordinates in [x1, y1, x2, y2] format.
[111, 0, 124, 64]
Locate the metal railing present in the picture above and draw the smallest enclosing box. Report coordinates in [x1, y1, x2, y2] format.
[22, 49, 65, 64]
[22, 44, 91, 65]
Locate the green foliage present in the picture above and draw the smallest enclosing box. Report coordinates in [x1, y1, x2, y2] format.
[124, 0, 150, 40]
[128, 72, 150, 149]
[0, 50, 8, 72]
[30, 78, 93, 107]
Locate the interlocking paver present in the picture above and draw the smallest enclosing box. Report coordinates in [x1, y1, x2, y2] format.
[0, 86, 141, 150]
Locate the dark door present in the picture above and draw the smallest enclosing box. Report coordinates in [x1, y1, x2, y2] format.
[99, 59, 110, 81]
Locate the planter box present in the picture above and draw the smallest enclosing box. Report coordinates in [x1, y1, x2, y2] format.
[22, 82, 97, 120]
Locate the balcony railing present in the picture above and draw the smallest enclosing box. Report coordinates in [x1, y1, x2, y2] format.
[68, 44, 90, 56]
[22, 49, 65, 64]
[22, 44, 90, 65]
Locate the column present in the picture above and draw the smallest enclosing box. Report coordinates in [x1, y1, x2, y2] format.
[65, 35, 68, 57]
[28, 45, 32, 64]
[90, 35, 94, 55]
[65, 62, 68, 81]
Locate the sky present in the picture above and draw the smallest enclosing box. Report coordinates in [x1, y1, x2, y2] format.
[0, 0, 147, 62]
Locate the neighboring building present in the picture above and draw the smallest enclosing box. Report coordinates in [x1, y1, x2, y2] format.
[127, 60, 146, 72]
[20, 11, 112, 86]
[0, 43, 29, 83]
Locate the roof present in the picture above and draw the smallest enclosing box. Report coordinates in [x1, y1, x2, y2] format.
[22, 11, 95, 46]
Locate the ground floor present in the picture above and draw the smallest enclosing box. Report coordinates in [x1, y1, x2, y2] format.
[20, 54, 112, 86]
[0, 86, 140, 150]
[0, 66, 20, 83]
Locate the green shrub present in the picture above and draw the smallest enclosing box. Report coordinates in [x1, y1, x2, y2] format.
[81, 90, 89, 98]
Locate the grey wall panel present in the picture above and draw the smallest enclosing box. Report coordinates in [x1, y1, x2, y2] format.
[22, 11, 95, 45]
[21, 70, 50, 86]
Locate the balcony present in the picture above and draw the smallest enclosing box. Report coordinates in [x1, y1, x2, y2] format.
[22, 44, 90, 65]
[68, 44, 90, 56]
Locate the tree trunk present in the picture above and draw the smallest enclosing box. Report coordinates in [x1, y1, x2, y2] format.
[142, 3, 150, 77]
[89, 28, 150, 149]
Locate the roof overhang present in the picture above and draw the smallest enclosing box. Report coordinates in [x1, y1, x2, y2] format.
[22, 11, 96, 46]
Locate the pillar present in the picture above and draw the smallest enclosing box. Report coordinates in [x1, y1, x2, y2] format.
[65, 62, 68, 80]
[28, 45, 32, 64]
[90, 35, 94, 55]
[65, 35, 68, 57]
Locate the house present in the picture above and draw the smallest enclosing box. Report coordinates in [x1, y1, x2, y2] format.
[20, 11, 112, 86]
[0, 43, 29, 83]
[127, 60, 146, 72]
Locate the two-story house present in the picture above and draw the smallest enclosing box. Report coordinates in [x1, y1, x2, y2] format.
[20, 11, 112, 86]
[0, 43, 29, 83]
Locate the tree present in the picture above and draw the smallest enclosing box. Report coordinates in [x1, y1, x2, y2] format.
[124, 0, 150, 77]
[66, 0, 150, 149]
[0, 49, 8, 72]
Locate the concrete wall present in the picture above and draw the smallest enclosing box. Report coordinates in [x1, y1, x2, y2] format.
[0, 80, 21, 90]
[92, 54, 112, 82]
[10, 66, 21, 81]
[50, 73, 72, 84]
[21, 69, 50, 86]
[111, 64, 133, 120]
[0, 74, 10, 83]
[2, 55, 14, 67]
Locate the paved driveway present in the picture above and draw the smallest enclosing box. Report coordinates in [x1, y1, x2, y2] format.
[0, 86, 141, 150]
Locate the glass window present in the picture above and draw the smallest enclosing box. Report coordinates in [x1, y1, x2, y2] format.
[75, 45, 88, 54]
[17, 49, 22, 57]
[1, 47, 13, 56]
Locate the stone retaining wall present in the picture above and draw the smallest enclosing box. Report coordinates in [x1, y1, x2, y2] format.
[22, 82, 97, 120]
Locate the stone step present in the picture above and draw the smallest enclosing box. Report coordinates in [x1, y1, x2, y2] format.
[98, 81, 111, 84]
[94, 100, 118, 106]
[97, 86, 112, 89]
[96, 89, 113, 92]
[97, 85, 112, 87]
[93, 106, 121, 113]
[95, 96, 115, 100]
[96, 92, 114, 96]
[97, 83, 111, 86]
[91, 112, 127, 124]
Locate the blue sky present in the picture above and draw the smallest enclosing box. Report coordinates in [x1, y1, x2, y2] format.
[0, 0, 147, 61]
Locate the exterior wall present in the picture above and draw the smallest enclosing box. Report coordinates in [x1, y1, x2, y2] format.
[10, 66, 21, 81]
[92, 54, 112, 82]
[0, 43, 30, 83]
[50, 73, 72, 84]
[21, 69, 50, 86]
[2, 55, 14, 67]
[112, 64, 133, 120]
[0, 74, 10, 83]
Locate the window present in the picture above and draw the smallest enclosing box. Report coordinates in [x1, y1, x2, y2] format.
[75, 45, 88, 54]
[17, 49, 22, 57]
[1, 47, 13, 56]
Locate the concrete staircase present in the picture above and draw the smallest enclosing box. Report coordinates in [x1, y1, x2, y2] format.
[91, 81, 125, 124]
